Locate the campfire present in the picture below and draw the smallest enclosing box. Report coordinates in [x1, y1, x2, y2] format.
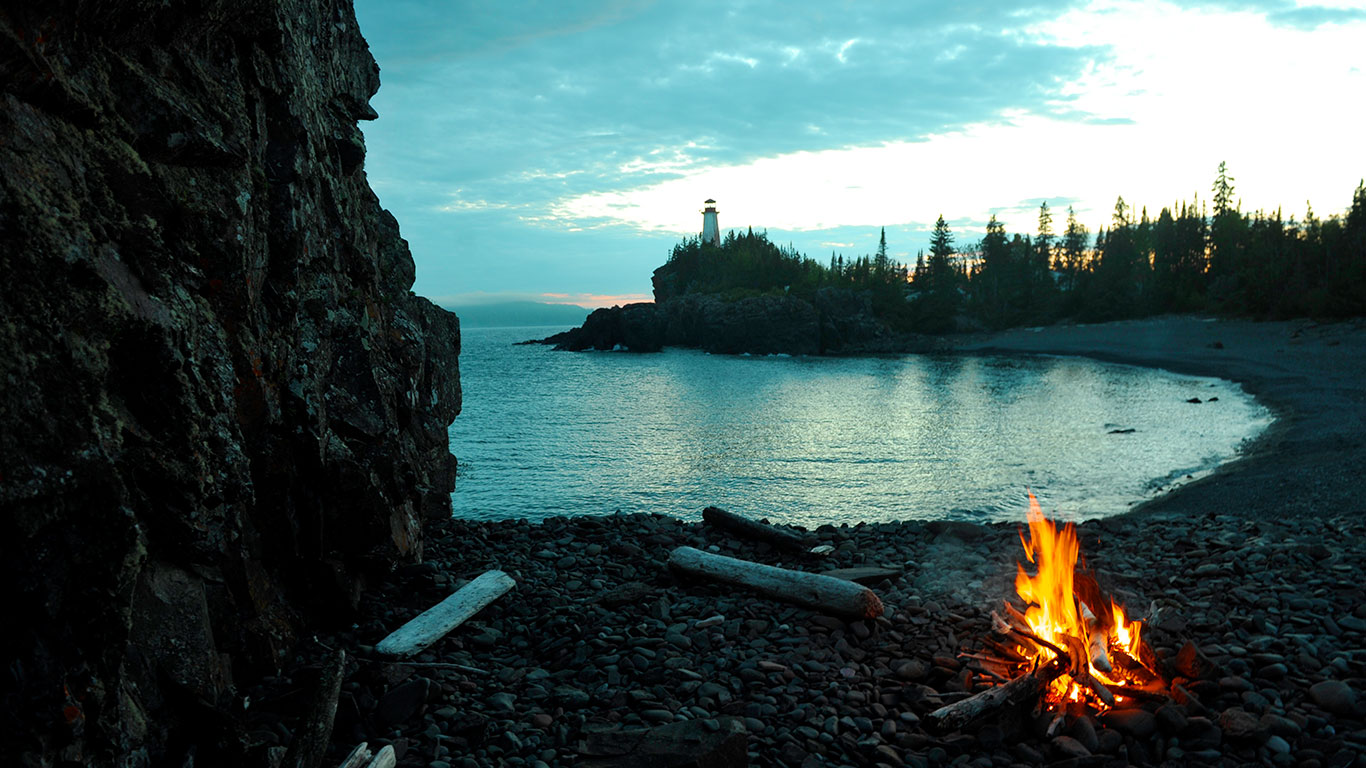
[928, 492, 1168, 732]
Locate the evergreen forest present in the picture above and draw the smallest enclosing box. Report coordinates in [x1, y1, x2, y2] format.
[651, 167, 1366, 335]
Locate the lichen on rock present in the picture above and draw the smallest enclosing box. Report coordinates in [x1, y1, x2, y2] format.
[0, 2, 460, 764]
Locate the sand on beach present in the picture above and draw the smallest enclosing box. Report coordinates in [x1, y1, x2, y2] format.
[957, 315, 1366, 524]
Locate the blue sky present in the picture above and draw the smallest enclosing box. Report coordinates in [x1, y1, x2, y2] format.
[354, 0, 1366, 308]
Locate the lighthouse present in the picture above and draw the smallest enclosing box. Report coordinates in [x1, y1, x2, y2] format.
[701, 198, 720, 247]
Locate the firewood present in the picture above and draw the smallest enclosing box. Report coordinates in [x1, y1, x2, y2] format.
[376, 570, 516, 657]
[982, 637, 1029, 664]
[924, 659, 1065, 733]
[667, 546, 883, 619]
[969, 666, 1010, 684]
[1137, 633, 1161, 675]
[1108, 684, 1171, 703]
[957, 652, 1014, 667]
[1051, 634, 1113, 707]
[701, 506, 814, 552]
[1079, 602, 1112, 674]
[1111, 647, 1158, 685]
[1001, 602, 1033, 633]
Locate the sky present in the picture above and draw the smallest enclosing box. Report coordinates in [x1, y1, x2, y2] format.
[354, 0, 1366, 309]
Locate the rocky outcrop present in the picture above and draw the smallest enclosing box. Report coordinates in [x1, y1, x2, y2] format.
[544, 302, 669, 352]
[0, 2, 459, 765]
[660, 294, 821, 354]
[539, 289, 941, 355]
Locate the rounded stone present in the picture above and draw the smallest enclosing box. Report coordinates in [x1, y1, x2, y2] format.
[1102, 708, 1157, 738]
[1218, 707, 1261, 740]
[1309, 680, 1357, 715]
[1265, 734, 1291, 755]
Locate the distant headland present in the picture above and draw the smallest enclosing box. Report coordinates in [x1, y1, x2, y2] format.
[536, 180, 1366, 355]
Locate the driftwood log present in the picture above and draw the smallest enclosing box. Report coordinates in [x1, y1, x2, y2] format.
[667, 546, 883, 618]
[925, 659, 1065, 734]
[365, 746, 396, 768]
[701, 506, 814, 552]
[282, 649, 345, 768]
[376, 570, 516, 657]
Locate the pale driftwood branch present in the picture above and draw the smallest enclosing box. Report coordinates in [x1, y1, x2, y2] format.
[925, 660, 1064, 733]
[376, 570, 515, 657]
[283, 649, 345, 768]
[364, 745, 395, 768]
[338, 744, 371, 768]
[667, 546, 883, 619]
[702, 506, 813, 552]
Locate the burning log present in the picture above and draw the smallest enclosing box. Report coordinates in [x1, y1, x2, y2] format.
[1107, 684, 1171, 704]
[925, 659, 1065, 733]
[1079, 600, 1112, 674]
[961, 492, 1169, 720]
[1061, 634, 1115, 707]
[701, 506, 814, 552]
[1111, 647, 1159, 686]
[376, 570, 516, 657]
[667, 546, 883, 619]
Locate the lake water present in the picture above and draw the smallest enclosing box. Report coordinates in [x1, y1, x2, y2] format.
[449, 326, 1273, 527]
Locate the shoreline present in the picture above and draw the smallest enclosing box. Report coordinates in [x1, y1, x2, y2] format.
[270, 315, 1365, 767]
[954, 315, 1366, 526]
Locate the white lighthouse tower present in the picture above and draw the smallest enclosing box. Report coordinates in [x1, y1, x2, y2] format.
[701, 198, 720, 247]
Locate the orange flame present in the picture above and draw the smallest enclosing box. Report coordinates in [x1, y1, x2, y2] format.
[1011, 491, 1148, 706]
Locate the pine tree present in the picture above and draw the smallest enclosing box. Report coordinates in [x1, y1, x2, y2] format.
[1208, 161, 1244, 290]
[921, 215, 960, 329]
[874, 227, 890, 283]
[1212, 161, 1236, 216]
[1036, 201, 1054, 271]
[1060, 206, 1089, 295]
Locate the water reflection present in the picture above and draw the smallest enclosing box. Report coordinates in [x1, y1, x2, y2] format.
[451, 328, 1273, 526]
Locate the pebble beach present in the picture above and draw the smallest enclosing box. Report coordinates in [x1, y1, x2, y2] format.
[247, 316, 1366, 767]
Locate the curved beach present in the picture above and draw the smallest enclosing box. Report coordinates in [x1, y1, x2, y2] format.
[958, 315, 1366, 525]
[275, 316, 1365, 767]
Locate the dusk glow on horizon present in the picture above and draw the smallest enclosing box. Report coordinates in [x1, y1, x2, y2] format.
[355, 0, 1366, 308]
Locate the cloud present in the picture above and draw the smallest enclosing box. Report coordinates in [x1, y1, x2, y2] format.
[1266, 5, 1366, 29]
[353, 0, 1366, 298]
[358, 0, 1108, 207]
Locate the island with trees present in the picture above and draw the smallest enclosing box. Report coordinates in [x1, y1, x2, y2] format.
[538, 169, 1366, 354]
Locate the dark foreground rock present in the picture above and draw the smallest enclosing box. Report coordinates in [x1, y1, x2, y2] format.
[534, 289, 945, 355]
[254, 509, 1366, 767]
[0, 2, 459, 765]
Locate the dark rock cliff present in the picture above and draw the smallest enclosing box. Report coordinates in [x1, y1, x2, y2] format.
[0, 2, 460, 765]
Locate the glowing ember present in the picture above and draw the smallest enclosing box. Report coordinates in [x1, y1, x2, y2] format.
[1005, 491, 1157, 708]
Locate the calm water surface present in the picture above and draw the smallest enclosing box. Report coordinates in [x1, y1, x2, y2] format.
[450, 327, 1272, 526]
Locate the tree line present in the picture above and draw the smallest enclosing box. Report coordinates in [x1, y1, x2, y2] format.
[653, 167, 1366, 334]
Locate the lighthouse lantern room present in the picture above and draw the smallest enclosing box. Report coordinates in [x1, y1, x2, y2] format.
[701, 198, 720, 247]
